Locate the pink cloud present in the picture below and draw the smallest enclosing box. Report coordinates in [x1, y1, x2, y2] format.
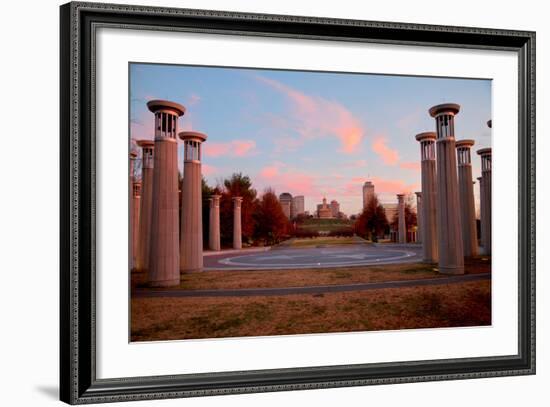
[346, 176, 419, 196]
[372, 137, 400, 165]
[256, 75, 365, 154]
[203, 140, 257, 157]
[260, 165, 279, 178]
[202, 164, 218, 176]
[399, 161, 421, 171]
[187, 93, 201, 106]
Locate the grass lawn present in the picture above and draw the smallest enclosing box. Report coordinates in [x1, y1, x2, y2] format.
[131, 256, 490, 291]
[131, 280, 491, 341]
[277, 236, 367, 248]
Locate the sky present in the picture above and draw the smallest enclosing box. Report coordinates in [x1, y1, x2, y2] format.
[130, 63, 491, 215]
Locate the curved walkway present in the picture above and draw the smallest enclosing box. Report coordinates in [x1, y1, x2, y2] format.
[133, 272, 490, 298]
[204, 243, 422, 271]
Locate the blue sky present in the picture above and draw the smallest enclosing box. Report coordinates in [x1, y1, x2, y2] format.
[130, 63, 491, 215]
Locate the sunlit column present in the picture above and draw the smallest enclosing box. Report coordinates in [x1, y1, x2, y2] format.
[415, 191, 422, 244]
[209, 194, 221, 251]
[179, 131, 207, 273]
[147, 100, 185, 287]
[456, 139, 478, 257]
[477, 147, 492, 255]
[233, 197, 243, 249]
[397, 194, 406, 244]
[429, 103, 464, 274]
[415, 132, 438, 263]
[136, 140, 154, 271]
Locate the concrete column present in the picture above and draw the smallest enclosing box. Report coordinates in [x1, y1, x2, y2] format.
[179, 131, 208, 273]
[209, 194, 221, 251]
[147, 100, 185, 287]
[415, 191, 422, 243]
[397, 194, 406, 244]
[136, 140, 154, 271]
[429, 103, 464, 274]
[129, 151, 137, 270]
[477, 176, 484, 247]
[131, 181, 141, 270]
[233, 196, 243, 249]
[477, 147, 492, 255]
[456, 140, 478, 257]
[415, 132, 438, 263]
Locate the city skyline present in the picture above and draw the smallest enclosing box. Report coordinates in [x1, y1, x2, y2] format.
[130, 63, 491, 215]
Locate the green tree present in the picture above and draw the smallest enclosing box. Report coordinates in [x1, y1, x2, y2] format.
[219, 173, 258, 246]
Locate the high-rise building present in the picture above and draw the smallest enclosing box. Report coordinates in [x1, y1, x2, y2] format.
[330, 200, 340, 218]
[279, 192, 293, 219]
[292, 195, 305, 217]
[362, 181, 375, 208]
[382, 203, 398, 224]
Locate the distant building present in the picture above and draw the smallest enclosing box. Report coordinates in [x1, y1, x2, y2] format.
[330, 200, 340, 218]
[292, 195, 305, 218]
[363, 181, 375, 209]
[279, 192, 293, 219]
[317, 198, 333, 219]
[382, 203, 398, 224]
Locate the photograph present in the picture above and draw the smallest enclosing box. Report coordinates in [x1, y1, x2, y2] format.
[128, 63, 493, 342]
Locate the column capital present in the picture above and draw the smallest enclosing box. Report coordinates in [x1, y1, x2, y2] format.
[429, 103, 461, 117]
[147, 100, 186, 116]
[415, 191, 422, 198]
[415, 132, 436, 142]
[477, 147, 492, 157]
[456, 139, 475, 149]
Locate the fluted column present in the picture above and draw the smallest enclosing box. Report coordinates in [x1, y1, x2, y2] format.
[209, 194, 221, 251]
[129, 151, 137, 270]
[131, 181, 141, 270]
[136, 140, 154, 271]
[429, 103, 464, 274]
[478, 148, 492, 255]
[180, 131, 207, 273]
[415, 132, 438, 263]
[415, 191, 422, 243]
[397, 194, 406, 244]
[147, 100, 185, 287]
[456, 140, 478, 257]
[477, 176, 484, 247]
[233, 197, 243, 249]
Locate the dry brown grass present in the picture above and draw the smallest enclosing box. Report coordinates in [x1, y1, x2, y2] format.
[131, 280, 491, 341]
[132, 256, 489, 291]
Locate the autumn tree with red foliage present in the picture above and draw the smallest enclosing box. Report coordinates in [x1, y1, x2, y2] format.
[253, 188, 291, 245]
[354, 194, 388, 242]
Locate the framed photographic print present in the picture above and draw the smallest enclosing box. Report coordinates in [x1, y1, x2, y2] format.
[60, 1, 535, 404]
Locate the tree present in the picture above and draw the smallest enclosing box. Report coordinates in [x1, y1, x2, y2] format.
[219, 173, 258, 246]
[354, 194, 388, 242]
[390, 194, 418, 242]
[201, 178, 215, 249]
[253, 188, 290, 245]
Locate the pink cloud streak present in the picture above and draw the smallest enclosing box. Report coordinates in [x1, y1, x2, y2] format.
[372, 136, 400, 165]
[203, 140, 257, 158]
[256, 75, 365, 154]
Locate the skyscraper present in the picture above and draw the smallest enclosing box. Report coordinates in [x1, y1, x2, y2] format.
[279, 192, 293, 219]
[292, 195, 305, 217]
[362, 181, 375, 209]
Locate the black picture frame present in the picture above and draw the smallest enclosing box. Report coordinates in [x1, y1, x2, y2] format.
[60, 1, 536, 404]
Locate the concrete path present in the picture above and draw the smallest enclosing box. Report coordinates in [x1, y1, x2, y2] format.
[133, 272, 490, 298]
[204, 243, 422, 271]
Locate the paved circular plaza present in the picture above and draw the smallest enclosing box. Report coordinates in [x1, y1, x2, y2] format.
[204, 244, 422, 270]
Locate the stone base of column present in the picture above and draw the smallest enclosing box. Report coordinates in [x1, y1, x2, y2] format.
[149, 278, 180, 288]
[438, 264, 464, 275]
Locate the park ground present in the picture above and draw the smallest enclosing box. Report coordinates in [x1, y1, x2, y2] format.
[130, 238, 491, 341]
